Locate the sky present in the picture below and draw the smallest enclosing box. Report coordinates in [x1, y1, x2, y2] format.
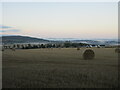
[0, 1, 118, 39]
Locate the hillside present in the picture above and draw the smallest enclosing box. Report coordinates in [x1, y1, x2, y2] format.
[0, 36, 50, 44]
[0, 35, 119, 45]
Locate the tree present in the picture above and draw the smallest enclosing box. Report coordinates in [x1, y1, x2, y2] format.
[64, 41, 71, 48]
[41, 44, 45, 48]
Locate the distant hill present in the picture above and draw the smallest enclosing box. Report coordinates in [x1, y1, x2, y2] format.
[71, 40, 119, 45]
[47, 38, 119, 45]
[0, 35, 119, 45]
[0, 36, 50, 44]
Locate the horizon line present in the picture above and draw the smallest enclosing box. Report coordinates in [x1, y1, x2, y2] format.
[0, 35, 118, 40]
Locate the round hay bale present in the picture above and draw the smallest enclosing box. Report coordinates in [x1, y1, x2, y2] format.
[83, 49, 95, 60]
[2, 49, 4, 51]
[77, 47, 80, 50]
[115, 48, 120, 53]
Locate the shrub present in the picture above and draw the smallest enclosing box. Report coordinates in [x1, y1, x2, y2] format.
[83, 49, 95, 60]
[115, 48, 120, 53]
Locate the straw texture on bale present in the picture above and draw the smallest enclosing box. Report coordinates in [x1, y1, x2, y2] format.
[115, 48, 120, 53]
[83, 49, 95, 60]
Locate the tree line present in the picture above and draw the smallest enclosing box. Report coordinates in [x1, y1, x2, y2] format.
[3, 42, 90, 49]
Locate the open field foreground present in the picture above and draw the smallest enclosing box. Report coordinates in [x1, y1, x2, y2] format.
[2, 48, 118, 88]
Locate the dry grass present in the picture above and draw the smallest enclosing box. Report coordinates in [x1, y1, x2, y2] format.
[2, 48, 118, 88]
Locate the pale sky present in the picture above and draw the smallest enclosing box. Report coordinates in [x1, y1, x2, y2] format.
[0, 1, 118, 39]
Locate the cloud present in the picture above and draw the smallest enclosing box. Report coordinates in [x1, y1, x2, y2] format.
[0, 25, 21, 33]
[0, 29, 20, 33]
[0, 25, 12, 29]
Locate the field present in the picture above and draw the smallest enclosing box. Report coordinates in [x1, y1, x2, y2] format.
[2, 48, 118, 88]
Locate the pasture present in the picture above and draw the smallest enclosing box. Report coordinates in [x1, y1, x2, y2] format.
[2, 48, 118, 88]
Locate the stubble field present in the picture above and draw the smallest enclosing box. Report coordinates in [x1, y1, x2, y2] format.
[2, 48, 118, 88]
